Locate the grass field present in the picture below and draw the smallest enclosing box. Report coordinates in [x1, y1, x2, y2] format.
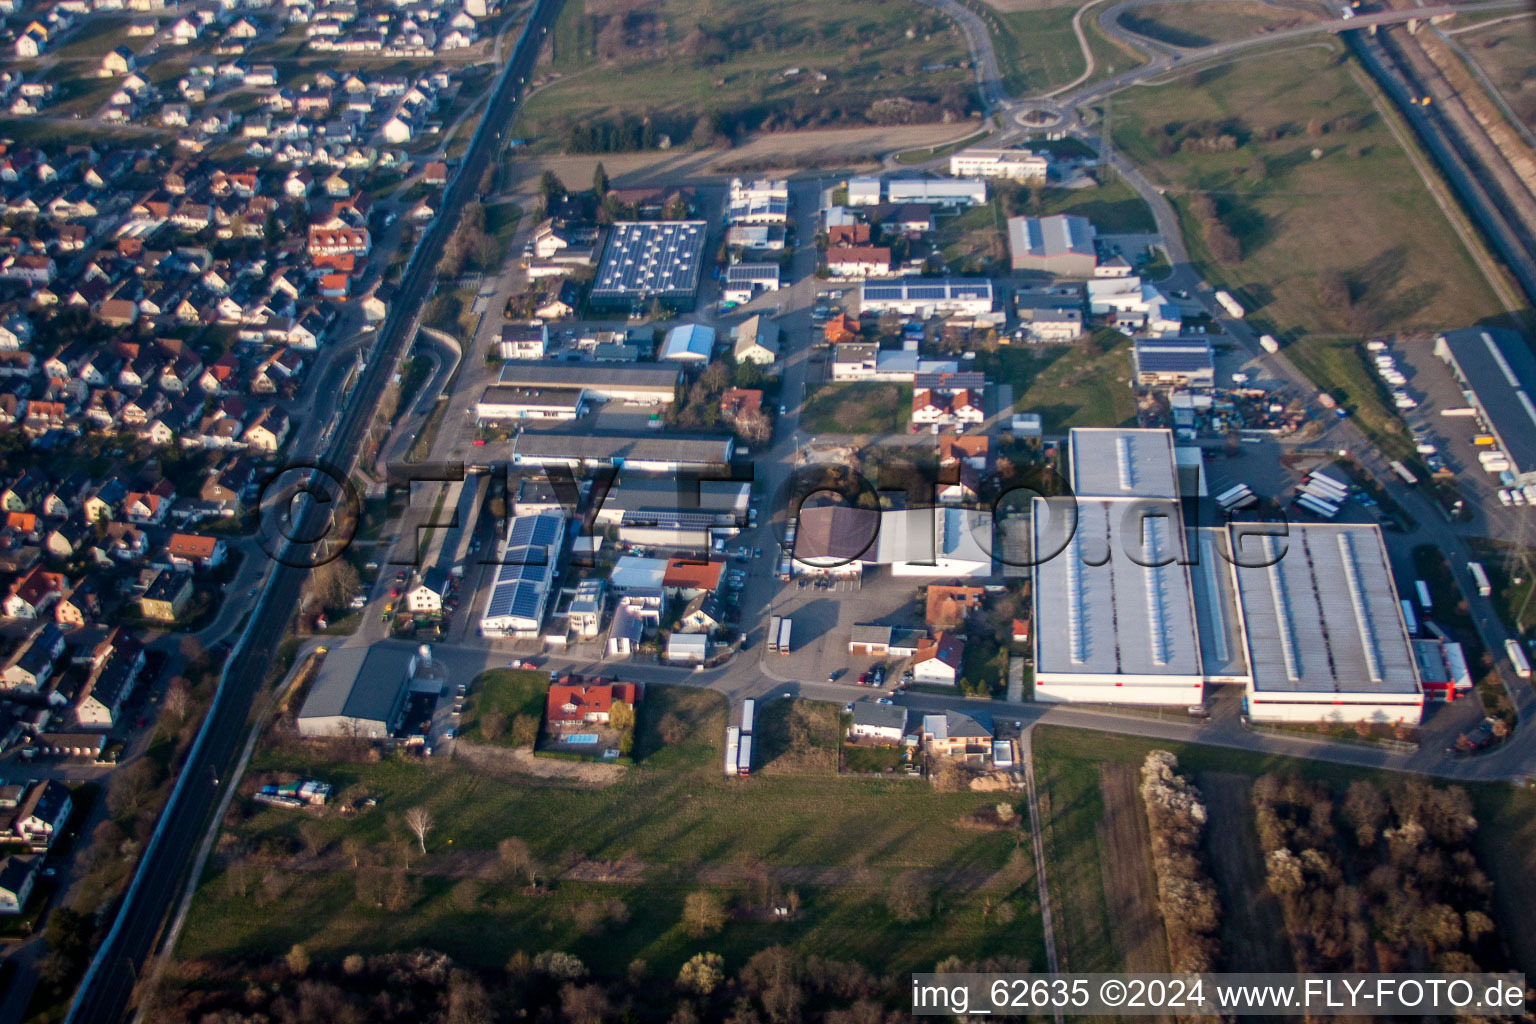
[1119, 0, 1319, 48]
[960, 0, 1084, 97]
[986, 329, 1138, 431]
[1110, 45, 1506, 339]
[800, 382, 913, 435]
[458, 668, 548, 744]
[176, 688, 1048, 977]
[514, 0, 973, 150]
[1032, 725, 1536, 977]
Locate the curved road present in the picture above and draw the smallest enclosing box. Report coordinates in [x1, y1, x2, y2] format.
[62, 2, 565, 1021]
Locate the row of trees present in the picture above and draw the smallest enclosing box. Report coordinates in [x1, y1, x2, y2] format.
[1139, 752, 1222, 973]
[158, 943, 947, 1023]
[436, 202, 502, 279]
[1187, 193, 1242, 267]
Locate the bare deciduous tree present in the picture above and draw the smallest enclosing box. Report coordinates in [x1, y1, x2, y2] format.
[404, 806, 434, 853]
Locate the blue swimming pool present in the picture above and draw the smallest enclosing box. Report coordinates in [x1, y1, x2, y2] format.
[566, 733, 599, 745]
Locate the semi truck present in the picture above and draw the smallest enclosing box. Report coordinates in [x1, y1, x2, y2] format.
[1506, 639, 1531, 679]
[1296, 493, 1339, 518]
[1389, 460, 1419, 485]
[778, 617, 792, 654]
[767, 615, 782, 652]
[1214, 290, 1245, 318]
[1469, 561, 1492, 598]
[1415, 579, 1433, 611]
[725, 726, 740, 777]
[1259, 334, 1280, 354]
[740, 698, 756, 737]
[1400, 599, 1419, 636]
[736, 735, 753, 776]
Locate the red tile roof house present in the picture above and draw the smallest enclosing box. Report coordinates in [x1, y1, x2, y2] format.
[164, 533, 227, 572]
[661, 558, 724, 599]
[545, 680, 642, 731]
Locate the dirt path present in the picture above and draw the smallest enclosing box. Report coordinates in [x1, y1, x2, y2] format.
[1200, 773, 1297, 978]
[453, 741, 628, 785]
[1096, 764, 1175, 1024]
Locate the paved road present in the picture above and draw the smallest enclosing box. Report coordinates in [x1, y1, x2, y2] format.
[61, 3, 565, 1021]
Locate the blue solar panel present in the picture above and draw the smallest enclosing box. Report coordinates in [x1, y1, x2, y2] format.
[863, 286, 904, 299]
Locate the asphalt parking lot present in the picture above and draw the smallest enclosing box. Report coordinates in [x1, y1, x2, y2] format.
[763, 568, 924, 683]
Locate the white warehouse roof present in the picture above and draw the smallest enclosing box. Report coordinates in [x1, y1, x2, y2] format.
[1069, 427, 1180, 499]
[1234, 523, 1421, 701]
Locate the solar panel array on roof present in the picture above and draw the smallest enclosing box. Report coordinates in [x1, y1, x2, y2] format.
[590, 221, 709, 302]
[482, 512, 565, 631]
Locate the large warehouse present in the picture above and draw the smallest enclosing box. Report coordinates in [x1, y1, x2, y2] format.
[476, 385, 586, 422]
[495, 361, 681, 404]
[510, 432, 734, 473]
[297, 644, 428, 738]
[588, 220, 709, 312]
[1232, 523, 1423, 725]
[1434, 326, 1536, 485]
[859, 279, 994, 318]
[1033, 427, 1204, 705]
[1007, 214, 1097, 276]
[480, 512, 566, 637]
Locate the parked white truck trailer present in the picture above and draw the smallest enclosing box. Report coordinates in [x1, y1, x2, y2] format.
[725, 726, 740, 777]
[740, 698, 756, 737]
[1259, 334, 1280, 354]
[1506, 639, 1531, 679]
[778, 617, 792, 654]
[1214, 290, 1245, 318]
[1469, 561, 1492, 598]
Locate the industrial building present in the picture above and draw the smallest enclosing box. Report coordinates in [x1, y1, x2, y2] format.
[722, 263, 781, 304]
[948, 148, 1049, 181]
[886, 178, 987, 207]
[480, 512, 566, 637]
[1232, 523, 1423, 724]
[1132, 336, 1215, 388]
[1007, 214, 1097, 276]
[877, 506, 994, 577]
[495, 361, 680, 404]
[510, 433, 734, 473]
[475, 385, 586, 421]
[1033, 427, 1204, 705]
[297, 644, 437, 739]
[588, 221, 709, 311]
[858, 278, 993, 318]
[1433, 327, 1536, 485]
[658, 323, 716, 362]
[726, 178, 789, 224]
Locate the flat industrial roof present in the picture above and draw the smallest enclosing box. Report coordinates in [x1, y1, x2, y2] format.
[479, 385, 585, 410]
[1188, 527, 1248, 680]
[1233, 523, 1420, 696]
[590, 220, 708, 301]
[1069, 427, 1180, 499]
[1436, 327, 1536, 475]
[1134, 336, 1214, 373]
[511, 432, 733, 464]
[496, 360, 680, 392]
[1033, 496, 1202, 678]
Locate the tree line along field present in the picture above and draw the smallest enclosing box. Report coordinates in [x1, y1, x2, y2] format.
[513, 0, 978, 152]
[167, 684, 1046, 1016]
[1108, 44, 1507, 342]
[1032, 726, 1536, 999]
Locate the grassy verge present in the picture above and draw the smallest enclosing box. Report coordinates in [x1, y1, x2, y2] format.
[892, 130, 991, 166]
[958, 0, 1084, 97]
[1285, 335, 1414, 462]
